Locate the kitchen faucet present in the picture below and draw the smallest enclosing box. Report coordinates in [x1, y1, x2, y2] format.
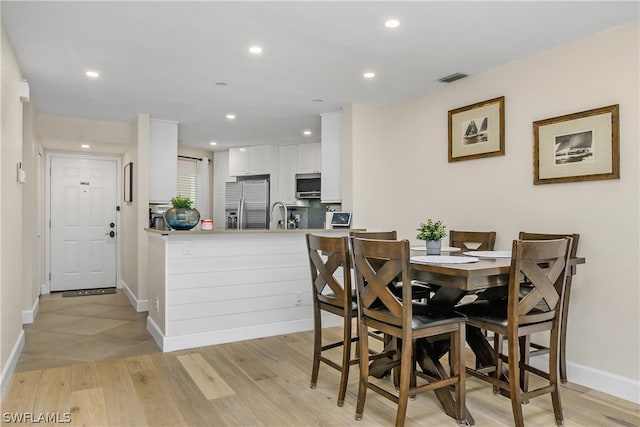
[270, 201, 288, 229]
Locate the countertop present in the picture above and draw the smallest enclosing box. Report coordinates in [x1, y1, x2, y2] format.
[144, 227, 364, 235]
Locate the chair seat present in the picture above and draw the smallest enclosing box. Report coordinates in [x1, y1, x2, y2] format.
[456, 299, 548, 329]
[370, 304, 466, 330]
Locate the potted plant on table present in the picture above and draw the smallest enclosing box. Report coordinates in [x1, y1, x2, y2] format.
[416, 219, 447, 255]
[163, 195, 200, 230]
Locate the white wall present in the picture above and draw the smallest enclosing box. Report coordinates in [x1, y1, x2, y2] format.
[20, 101, 42, 323]
[0, 28, 25, 398]
[347, 22, 639, 401]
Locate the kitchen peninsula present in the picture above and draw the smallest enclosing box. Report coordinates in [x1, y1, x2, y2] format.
[146, 227, 360, 352]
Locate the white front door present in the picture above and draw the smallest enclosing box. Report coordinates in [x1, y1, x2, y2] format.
[50, 157, 118, 291]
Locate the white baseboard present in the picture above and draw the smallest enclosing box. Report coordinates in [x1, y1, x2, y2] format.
[21, 297, 40, 324]
[530, 355, 640, 403]
[0, 330, 25, 400]
[146, 317, 164, 350]
[119, 279, 149, 312]
[150, 315, 342, 353]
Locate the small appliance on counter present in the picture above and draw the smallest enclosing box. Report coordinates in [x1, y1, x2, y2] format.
[326, 211, 351, 229]
[149, 203, 171, 230]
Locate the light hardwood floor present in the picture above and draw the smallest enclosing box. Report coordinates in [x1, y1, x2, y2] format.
[3, 291, 638, 426]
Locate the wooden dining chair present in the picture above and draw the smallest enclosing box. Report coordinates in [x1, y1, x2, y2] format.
[518, 232, 580, 384]
[305, 233, 359, 406]
[449, 230, 496, 251]
[350, 230, 431, 301]
[457, 238, 572, 427]
[350, 237, 466, 427]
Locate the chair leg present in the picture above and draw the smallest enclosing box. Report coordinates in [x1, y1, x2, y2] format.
[550, 327, 564, 426]
[519, 335, 530, 393]
[452, 323, 466, 424]
[507, 334, 525, 427]
[559, 281, 572, 384]
[310, 306, 322, 389]
[355, 320, 369, 421]
[337, 313, 352, 406]
[493, 333, 503, 395]
[395, 335, 413, 427]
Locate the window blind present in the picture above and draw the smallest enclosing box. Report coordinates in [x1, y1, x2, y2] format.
[177, 158, 197, 206]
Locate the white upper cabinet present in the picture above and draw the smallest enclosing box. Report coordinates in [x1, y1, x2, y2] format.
[278, 144, 298, 205]
[229, 145, 274, 176]
[320, 111, 342, 203]
[149, 119, 178, 203]
[296, 142, 321, 174]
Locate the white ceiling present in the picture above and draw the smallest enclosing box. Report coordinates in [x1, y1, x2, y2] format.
[2, 1, 638, 151]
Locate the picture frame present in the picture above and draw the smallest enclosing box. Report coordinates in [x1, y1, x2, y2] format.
[124, 162, 133, 202]
[448, 96, 505, 162]
[533, 104, 619, 185]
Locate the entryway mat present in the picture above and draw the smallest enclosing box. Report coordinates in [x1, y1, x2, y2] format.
[62, 288, 117, 297]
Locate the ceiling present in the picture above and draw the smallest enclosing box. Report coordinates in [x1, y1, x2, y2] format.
[2, 1, 637, 151]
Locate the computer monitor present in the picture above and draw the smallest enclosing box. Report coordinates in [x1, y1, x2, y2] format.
[330, 212, 351, 227]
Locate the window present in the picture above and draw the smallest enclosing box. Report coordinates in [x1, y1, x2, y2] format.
[177, 158, 197, 206]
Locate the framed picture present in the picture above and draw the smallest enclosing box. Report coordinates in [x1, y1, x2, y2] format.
[533, 104, 619, 185]
[124, 162, 133, 202]
[448, 96, 505, 162]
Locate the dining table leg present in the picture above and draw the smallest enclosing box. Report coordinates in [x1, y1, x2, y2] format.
[415, 338, 475, 426]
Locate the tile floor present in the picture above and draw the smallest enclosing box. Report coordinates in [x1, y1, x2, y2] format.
[16, 289, 160, 372]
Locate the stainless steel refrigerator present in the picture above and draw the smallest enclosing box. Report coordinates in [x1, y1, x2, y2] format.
[225, 179, 270, 229]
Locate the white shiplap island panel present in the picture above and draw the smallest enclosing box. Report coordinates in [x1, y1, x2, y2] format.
[146, 228, 358, 351]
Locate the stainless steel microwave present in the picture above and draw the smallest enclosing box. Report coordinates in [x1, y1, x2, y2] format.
[296, 173, 321, 199]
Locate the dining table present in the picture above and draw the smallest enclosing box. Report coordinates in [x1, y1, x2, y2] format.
[402, 247, 585, 425]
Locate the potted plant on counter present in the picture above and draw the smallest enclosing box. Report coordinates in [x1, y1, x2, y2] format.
[163, 195, 200, 230]
[416, 218, 447, 255]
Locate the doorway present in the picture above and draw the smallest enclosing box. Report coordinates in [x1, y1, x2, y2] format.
[47, 154, 120, 292]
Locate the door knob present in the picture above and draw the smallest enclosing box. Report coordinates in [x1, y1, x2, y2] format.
[105, 231, 115, 238]
[110, 222, 115, 228]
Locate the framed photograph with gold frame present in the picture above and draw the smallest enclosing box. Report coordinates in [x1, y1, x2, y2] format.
[448, 96, 504, 162]
[533, 104, 619, 185]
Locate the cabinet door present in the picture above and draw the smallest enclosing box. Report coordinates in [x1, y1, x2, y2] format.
[248, 145, 272, 174]
[321, 112, 342, 203]
[278, 145, 298, 204]
[229, 147, 249, 176]
[297, 142, 321, 173]
[149, 120, 178, 203]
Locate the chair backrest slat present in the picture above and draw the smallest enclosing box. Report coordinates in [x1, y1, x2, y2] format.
[306, 234, 352, 308]
[509, 238, 571, 327]
[449, 230, 496, 251]
[351, 237, 412, 329]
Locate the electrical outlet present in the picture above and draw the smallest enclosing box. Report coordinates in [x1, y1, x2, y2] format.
[184, 241, 192, 255]
[295, 291, 303, 306]
[155, 297, 160, 312]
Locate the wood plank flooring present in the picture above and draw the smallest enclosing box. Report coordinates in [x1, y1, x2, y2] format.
[3, 291, 639, 426]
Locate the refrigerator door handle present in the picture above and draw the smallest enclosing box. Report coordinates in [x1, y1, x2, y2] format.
[238, 196, 244, 230]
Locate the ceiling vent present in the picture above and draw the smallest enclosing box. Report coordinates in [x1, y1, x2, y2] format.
[438, 73, 468, 83]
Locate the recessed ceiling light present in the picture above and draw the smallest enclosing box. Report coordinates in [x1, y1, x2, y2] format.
[215, 81, 228, 86]
[303, 130, 312, 136]
[249, 46, 263, 55]
[81, 144, 90, 149]
[312, 98, 324, 102]
[363, 72, 376, 79]
[384, 19, 400, 29]
[239, 148, 246, 152]
[226, 114, 236, 120]
[85, 70, 99, 78]
[209, 141, 217, 146]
